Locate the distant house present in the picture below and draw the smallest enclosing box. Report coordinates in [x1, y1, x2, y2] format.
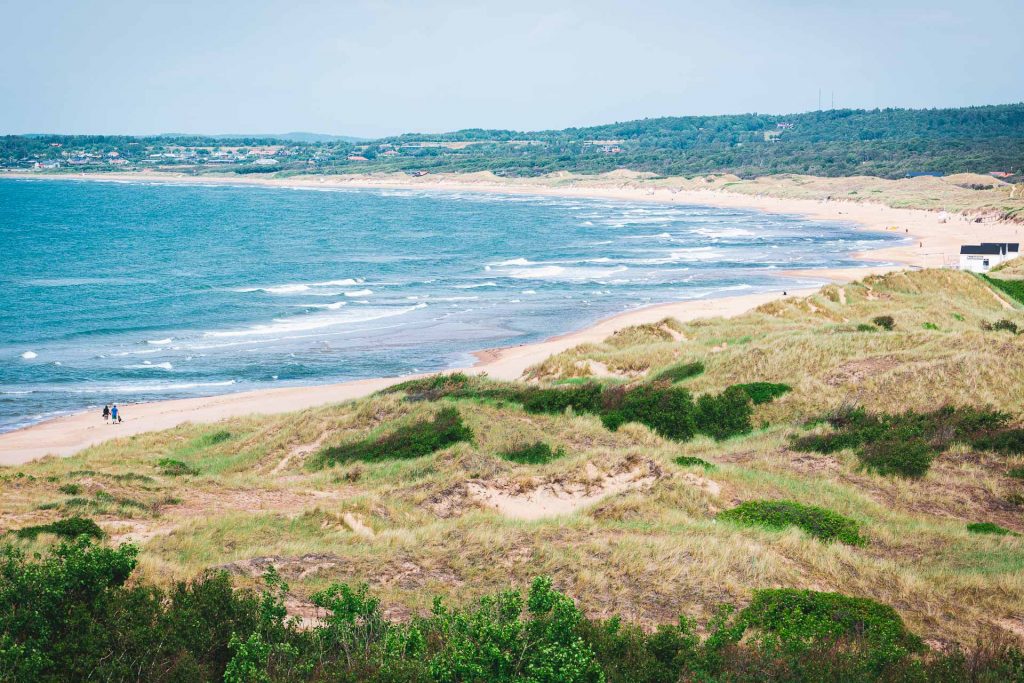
[380, 149, 399, 157]
[989, 171, 1013, 179]
[959, 242, 1020, 272]
[252, 157, 278, 165]
[347, 155, 369, 161]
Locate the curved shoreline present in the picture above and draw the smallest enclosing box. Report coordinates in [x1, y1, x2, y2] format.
[2, 171, 1020, 465]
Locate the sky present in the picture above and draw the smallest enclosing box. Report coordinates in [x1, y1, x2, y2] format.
[2, 0, 1023, 139]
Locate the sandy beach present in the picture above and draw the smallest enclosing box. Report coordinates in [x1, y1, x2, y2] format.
[2, 170, 1021, 465]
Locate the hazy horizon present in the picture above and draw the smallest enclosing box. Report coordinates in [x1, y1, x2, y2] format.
[3, 0, 1024, 138]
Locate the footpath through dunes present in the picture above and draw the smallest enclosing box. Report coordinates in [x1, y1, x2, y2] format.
[3, 268, 1024, 651]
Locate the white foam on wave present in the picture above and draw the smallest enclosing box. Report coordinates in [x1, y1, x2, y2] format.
[494, 264, 630, 281]
[343, 289, 374, 297]
[233, 278, 365, 294]
[20, 351, 38, 360]
[489, 257, 535, 267]
[299, 301, 347, 310]
[201, 303, 427, 339]
[69, 380, 237, 394]
[126, 361, 174, 370]
[695, 227, 757, 238]
[453, 281, 498, 289]
[147, 338, 173, 345]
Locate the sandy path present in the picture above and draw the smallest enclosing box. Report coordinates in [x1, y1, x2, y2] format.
[2, 171, 1021, 465]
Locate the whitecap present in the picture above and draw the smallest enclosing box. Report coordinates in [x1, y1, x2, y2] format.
[343, 289, 374, 297]
[20, 351, 37, 360]
[126, 362, 173, 370]
[147, 338, 173, 345]
[200, 303, 427, 339]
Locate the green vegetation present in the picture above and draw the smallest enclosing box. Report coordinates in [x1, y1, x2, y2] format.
[966, 522, 1018, 536]
[674, 456, 715, 470]
[993, 319, 1020, 334]
[313, 406, 472, 467]
[983, 275, 1024, 306]
[872, 315, 895, 330]
[11, 517, 104, 541]
[499, 442, 565, 465]
[3, 540, 1022, 683]
[793, 406, 1024, 477]
[717, 500, 865, 545]
[922, 322, 939, 331]
[649, 360, 704, 383]
[856, 323, 878, 332]
[158, 458, 200, 476]
[734, 381, 792, 405]
[1008, 467, 1024, 479]
[56, 483, 81, 495]
[7, 104, 1024, 179]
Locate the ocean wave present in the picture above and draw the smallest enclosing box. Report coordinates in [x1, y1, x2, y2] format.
[452, 281, 498, 289]
[299, 301, 347, 310]
[125, 361, 174, 370]
[201, 303, 427, 339]
[147, 337, 173, 345]
[68, 380, 237, 394]
[20, 351, 38, 359]
[233, 278, 364, 294]
[492, 264, 630, 281]
[343, 289, 374, 297]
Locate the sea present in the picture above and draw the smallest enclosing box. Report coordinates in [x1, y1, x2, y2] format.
[0, 178, 905, 432]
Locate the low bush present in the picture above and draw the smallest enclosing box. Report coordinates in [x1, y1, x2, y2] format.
[500, 442, 565, 465]
[966, 522, 1018, 536]
[57, 483, 81, 495]
[13, 516, 105, 541]
[674, 456, 715, 470]
[521, 382, 604, 414]
[717, 500, 865, 545]
[695, 386, 753, 440]
[603, 384, 699, 441]
[793, 406, 1022, 477]
[4, 542, 1024, 682]
[856, 323, 877, 332]
[739, 589, 924, 672]
[993, 319, 1019, 334]
[649, 361, 704, 383]
[922, 322, 939, 330]
[872, 315, 895, 331]
[1008, 467, 1024, 479]
[158, 458, 200, 476]
[735, 381, 792, 405]
[314, 406, 472, 467]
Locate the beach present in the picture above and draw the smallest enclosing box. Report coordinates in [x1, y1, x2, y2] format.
[2, 170, 1020, 465]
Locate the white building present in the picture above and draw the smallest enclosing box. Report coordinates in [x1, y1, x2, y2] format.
[959, 242, 1020, 272]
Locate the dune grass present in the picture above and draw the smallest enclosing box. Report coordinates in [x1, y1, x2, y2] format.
[2, 270, 1024, 649]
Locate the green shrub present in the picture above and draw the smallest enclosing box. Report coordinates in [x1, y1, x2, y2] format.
[793, 406, 1017, 477]
[735, 382, 792, 405]
[739, 589, 924, 672]
[993, 319, 1019, 334]
[1008, 467, 1024, 479]
[315, 406, 472, 467]
[158, 458, 200, 476]
[717, 500, 865, 545]
[973, 429, 1024, 454]
[57, 483, 81, 495]
[967, 522, 1018, 536]
[13, 517, 105, 541]
[859, 438, 935, 478]
[695, 386, 753, 440]
[674, 456, 715, 470]
[856, 323, 877, 332]
[500, 442, 566, 465]
[383, 372, 471, 400]
[521, 383, 604, 414]
[922, 322, 939, 330]
[603, 384, 698, 441]
[872, 315, 895, 330]
[650, 361, 704, 383]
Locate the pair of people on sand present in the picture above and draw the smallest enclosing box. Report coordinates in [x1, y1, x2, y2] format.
[102, 404, 122, 424]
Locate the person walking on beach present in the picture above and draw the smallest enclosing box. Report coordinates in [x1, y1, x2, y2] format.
[102, 405, 110, 423]
[111, 404, 121, 424]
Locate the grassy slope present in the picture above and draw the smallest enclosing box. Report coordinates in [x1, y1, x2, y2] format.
[1, 269, 1023, 647]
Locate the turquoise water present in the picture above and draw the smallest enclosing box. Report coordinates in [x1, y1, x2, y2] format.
[0, 178, 902, 431]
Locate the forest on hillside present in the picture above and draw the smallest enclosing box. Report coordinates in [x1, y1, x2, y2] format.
[3, 104, 1023, 179]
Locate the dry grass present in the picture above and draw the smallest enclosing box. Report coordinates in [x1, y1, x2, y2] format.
[2, 269, 1024, 648]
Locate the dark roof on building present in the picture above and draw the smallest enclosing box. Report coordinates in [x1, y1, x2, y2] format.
[961, 244, 1003, 255]
[979, 243, 1020, 255]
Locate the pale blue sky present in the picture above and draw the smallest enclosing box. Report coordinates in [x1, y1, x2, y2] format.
[2, 0, 1022, 138]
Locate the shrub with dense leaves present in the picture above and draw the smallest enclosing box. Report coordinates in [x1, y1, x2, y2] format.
[738, 589, 925, 673]
[695, 386, 753, 440]
[500, 442, 566, 465]
[967, 522, 1018, 536]
[734, 381, 792, 405]
[674, 456, 715, 470]
[793, 405, 1023, 477]
[872, 315, 895, 331]
[718, 500, 865, 545]
[993, 319, 1019, 334]
[602, 384, 699, 441]
[314, 407, 472, 467]
[649, 361, 704, 383]
[13, 516, 105, 541]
